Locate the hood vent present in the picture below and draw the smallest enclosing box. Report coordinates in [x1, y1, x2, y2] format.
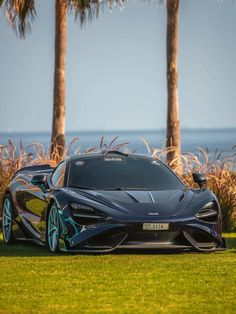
[148, 192, 156, 204]
[124, 191, 142, 203]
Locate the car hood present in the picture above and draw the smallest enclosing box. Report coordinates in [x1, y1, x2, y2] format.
[66, 188, 195, 218]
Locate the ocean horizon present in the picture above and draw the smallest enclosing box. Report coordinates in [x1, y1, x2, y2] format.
[1, 128, 235, 158]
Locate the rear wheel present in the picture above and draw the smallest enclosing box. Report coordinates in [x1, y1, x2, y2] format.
[46, 204, 60, 253]
[2, 195, 16, 244]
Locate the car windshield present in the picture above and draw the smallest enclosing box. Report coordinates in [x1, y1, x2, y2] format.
[68, 155, 184, 191]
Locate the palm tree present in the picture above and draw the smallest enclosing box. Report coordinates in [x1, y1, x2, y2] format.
[51, 0, 107, 159]
[166, 0, 180, 163]
[1, 0, 122, 161]
[51, 0, 66, 160]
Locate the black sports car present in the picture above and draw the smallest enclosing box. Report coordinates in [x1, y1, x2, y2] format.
[1, 151, 226, 253]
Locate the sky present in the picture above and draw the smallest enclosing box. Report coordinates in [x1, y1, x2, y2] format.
[0, 0, 236, 133]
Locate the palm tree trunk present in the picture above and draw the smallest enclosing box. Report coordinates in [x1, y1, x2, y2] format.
[50, 0, 66, 161]
[166, 0, 180, 163]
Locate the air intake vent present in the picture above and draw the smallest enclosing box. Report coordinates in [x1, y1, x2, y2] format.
[196, 202, 218, 223]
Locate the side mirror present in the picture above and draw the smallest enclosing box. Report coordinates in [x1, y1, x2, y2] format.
[31, 174, 47, 186]
[192, 173, 207, 188]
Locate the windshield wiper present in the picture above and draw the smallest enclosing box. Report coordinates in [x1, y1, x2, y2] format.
[99, 187, 146, 191]
[72, 185, 97, 190]
[103, 187, 124, 190]
[72, 186, 148, 191]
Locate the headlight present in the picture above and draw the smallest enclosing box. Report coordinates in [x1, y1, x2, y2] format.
[70, 202, 109, 222]
[70, 202, 95, 213]
[196, 201, 218, 223]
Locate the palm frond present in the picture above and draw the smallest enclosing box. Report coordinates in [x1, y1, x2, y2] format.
[2, 0, 126, 36]
[3, 0, 36, 38]
[67, 0, 126, 26]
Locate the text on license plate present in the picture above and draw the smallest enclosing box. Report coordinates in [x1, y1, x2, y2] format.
[142, 223, 169, 231]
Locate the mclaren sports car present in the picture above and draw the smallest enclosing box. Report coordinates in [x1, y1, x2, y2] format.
[0, 151, 226, 253]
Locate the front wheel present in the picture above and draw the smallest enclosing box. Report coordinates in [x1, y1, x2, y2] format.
[2, 195, 16, 244]
[46, 204, 60, 253]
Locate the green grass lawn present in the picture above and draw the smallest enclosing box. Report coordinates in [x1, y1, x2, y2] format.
[0, 234, 236, 314]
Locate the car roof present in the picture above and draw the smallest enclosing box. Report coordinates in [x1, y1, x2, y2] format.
[67, 151, 155, 163]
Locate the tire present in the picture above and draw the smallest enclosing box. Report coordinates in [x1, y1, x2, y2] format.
[2, 194, 16, 244]
[46, 203, 60, 253]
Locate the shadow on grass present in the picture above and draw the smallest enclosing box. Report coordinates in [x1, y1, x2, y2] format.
[0, 236, 235, 257]
[0, 239, 54, 257]
[0, 239, 192, 257]
[225, 236, 236, 251]
[0, 234, 236, 257]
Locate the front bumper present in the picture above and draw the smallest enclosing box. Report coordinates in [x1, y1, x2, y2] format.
[58, 216, 227, 253]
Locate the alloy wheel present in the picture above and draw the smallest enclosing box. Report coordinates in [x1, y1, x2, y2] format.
[47, 205, 60, 252]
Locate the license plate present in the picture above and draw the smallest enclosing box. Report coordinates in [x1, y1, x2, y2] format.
[142, 223, 169, 231]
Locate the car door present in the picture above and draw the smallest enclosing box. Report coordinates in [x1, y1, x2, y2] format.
[15, 174, 50, 241]
[15, 162, 67, 241]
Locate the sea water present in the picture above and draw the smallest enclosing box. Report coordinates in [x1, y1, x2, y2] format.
[0, 128, 235, 160]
